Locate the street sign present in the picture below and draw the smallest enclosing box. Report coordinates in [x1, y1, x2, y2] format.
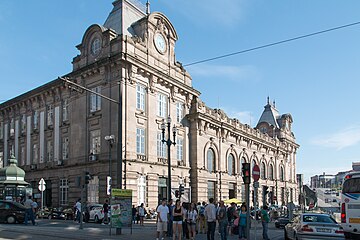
[252, 164, 260, 182]
[38, 178, 46, 192]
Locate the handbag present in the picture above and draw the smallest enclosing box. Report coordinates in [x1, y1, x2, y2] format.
[233, 217, 239, 227]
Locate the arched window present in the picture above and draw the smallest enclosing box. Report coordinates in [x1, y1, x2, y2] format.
[240, 157, 246, 173]
[268, 164, 274, 180]
[260, 162, 266, 179]
[228, 154, 235, 176]
[251, 159, 256, 170]
[207, 148, 215, 173]
[280, 166, 284, 181]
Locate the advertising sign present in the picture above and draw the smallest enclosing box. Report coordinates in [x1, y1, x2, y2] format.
[111, 189, 132, 228]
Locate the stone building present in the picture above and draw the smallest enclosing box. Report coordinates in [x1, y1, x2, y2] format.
[0, 0, 299, 209]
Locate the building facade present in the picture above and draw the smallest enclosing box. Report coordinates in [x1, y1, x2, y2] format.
[0, 0, 299, 209]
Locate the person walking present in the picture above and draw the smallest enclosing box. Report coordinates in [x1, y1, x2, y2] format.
[172, 199, 183, 240]
[186, 203, 198, 240]
[260, 205, 270, 240]
[101, 199, 109, 225]
[204, 198, 216, 240]
[156, 198, 169, 240]
[132, 205, 137, 224]
[139, 203, 145, 226]
[167, 199, 174, 237]
[197, 201, 206, 234]
[217, 200, 228, 240]
[24, 195, 35, 226]
[75, 198, 81, 223]
[238, 205, 248, 240]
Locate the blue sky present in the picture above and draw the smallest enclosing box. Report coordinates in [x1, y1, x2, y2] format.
[1, 0, 360, 183]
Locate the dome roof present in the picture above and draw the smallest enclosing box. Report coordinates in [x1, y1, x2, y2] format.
[0, 155, 28, 185]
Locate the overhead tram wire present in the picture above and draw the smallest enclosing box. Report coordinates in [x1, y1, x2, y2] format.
[183, 20, 360, 67]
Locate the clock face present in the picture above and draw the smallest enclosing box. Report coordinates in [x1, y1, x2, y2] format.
[154, 33, 166, 53]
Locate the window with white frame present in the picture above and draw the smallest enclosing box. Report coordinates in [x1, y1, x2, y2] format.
[33, 144, 38, 164]
[62, 137, 69, 160]
[90, 86, 101, 112]
[87, 176, 99, 204]
[207, 181, 216, 200]
[62, 99, 69, 121]
[176, 102, 183, 123]
[137, 176, 147, 206]
[176, 138, 183, 161]
[157, 93, 167, 118]
[90, 130, 101, 154]
[47, 105, 53, 126]
[33, 111, 38, 130]
[21, 114, 26, 133]
[157, 133, 166, 158]
[47, 140, 53, 162]
[268, 164, 274, 180]
[261, 162, 266, 179]
[59, 179, 69, 206]
[207, 148, 215, 173]
[136, 128, 145, 154]
[228, 154, 235, 176]
[136, 84, 146, 111]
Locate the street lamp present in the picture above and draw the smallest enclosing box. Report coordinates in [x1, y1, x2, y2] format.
[161, 116, 177, 201]
[105, 134, 115, 236]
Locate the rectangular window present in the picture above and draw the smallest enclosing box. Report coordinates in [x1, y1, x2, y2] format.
[136, 84, 146, 111]
[0, 122, 3, 140]
[136, 128, 145, 154]
[176, 102, 183, 123]
[207, 181, 216, 200]
[21, 115, 26, 133]
[33, 111, 38, 130]
[20, 146, 25, 166]
[10, 118, 14, 137]
[33, 144, 38, 164]
[59, 179, 69, 206]
[157, 133, 166, 158]
[90, 86, 101, 112]
[47, 105, 53, 126]
[157, 93, 167, 118]
[176, 138, 183, 161]
[90, 130, 101, 154]
[62, 99, 69, 121]
[62, 137, 69, 160]
[47, 140, 53, 162]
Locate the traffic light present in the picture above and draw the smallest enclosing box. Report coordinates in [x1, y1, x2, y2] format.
[175, 190, 180, 198]
[85, 171, 92, 184]
[242, 163, 251, 184]
[179, 185, 185, 196]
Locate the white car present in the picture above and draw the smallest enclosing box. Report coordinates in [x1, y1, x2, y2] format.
[88, 204, 104, 223]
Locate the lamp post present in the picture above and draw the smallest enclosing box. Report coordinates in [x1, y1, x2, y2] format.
[161, 116, 177, 201]
[105, 135, 115, 236]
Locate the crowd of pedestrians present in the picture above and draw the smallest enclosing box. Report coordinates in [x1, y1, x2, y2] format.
[153, 197, 271, 240]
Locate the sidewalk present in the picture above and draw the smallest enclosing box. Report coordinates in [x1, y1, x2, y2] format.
[0, 219, 283, 240]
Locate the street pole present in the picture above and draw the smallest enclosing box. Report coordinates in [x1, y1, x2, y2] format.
[245, 183, 250, 239]
[105, 135, 114, 236]
[161, 116, 177, 201]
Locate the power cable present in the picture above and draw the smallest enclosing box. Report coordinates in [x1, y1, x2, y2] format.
[184, 21, 360, 67]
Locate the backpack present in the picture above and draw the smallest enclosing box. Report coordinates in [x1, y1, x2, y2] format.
[227, 207, 234, 221]
[199, 206, 205, 216]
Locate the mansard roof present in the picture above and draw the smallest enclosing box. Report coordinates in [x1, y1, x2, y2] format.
[257, 99, 280, 128]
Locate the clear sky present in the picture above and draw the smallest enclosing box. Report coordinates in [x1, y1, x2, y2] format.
[1, 0, 360, 183]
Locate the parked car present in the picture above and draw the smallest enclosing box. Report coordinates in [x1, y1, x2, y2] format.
[0, 200, 26, 224]
[284, 213, 345, 240]
[275, 216, 290, 228]
[83, 204, 103, 222]
[37, 207, 74, 220]
[88, 205, 106, 223]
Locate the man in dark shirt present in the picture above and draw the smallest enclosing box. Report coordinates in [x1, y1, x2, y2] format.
[102, 199, 109, 225]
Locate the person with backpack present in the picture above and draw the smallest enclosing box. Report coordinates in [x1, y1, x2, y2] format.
[260, 205, 270, 240]
[226, 202, 236, 235]
[217, 200, 228, 240]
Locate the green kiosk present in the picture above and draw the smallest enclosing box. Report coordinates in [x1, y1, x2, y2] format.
[0, 155, 29, 201]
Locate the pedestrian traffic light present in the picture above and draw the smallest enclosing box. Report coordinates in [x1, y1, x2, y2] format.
[242, 163, 251, 184]
[175, 190, 180, 198]
[179, 185, 184, 196]
[85, 171, 92, 184]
